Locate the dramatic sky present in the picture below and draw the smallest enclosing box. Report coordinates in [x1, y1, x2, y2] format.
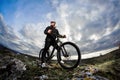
[0, 0, 120, 56]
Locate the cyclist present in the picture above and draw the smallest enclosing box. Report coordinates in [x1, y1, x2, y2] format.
[41, 21, 66, 67]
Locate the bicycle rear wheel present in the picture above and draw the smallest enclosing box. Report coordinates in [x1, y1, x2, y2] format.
[57, 42, 81, 69]
[39, 49, 49, 61]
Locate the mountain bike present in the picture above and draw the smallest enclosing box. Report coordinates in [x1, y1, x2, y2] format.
[39, 37, 81, 69]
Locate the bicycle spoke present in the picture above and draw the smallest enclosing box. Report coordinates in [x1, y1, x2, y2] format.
[58, 42, 81, 69]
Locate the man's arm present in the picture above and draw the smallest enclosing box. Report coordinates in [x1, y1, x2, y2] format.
[44, 27, 52, 34]
[56, 29, 66, 38]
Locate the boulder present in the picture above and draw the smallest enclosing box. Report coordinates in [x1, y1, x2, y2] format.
[0, 57, 26, 80]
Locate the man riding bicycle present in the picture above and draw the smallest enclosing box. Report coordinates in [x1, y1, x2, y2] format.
[41, 21, 66, 67]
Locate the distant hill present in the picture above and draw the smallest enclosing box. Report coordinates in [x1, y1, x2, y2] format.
[0, 44, 38, 59]
[81, 49, 120, 80]
[81, 48, 120, 64]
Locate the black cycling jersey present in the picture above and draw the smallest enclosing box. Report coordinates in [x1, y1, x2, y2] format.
[44, 26, 62, 40]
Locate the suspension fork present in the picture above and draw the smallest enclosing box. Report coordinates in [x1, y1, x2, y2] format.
[57, 45, 68, 61]
[61, 45, 68, 56]
[58, 40, 68, 56]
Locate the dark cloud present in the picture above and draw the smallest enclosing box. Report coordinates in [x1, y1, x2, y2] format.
[0, 15, 40, 56]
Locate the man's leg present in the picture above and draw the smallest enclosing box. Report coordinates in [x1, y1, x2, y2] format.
[41, 41, 51, 63]
[52, 40, 60, 51]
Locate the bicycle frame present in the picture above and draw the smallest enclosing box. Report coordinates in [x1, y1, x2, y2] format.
[47, 38, 68, 60]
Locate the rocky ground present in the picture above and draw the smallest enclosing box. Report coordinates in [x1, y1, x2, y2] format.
[0, 45, 120, 80]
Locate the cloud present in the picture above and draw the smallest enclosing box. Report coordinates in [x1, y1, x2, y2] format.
[89, 34, 100, 41]
[15, 0, 120, 53]
[51, 0, 59, 6]
[0, 0, 120, 57]
[56, 3, 71, 41]
[0, 14, 3, 20]
[46, 13, 52, 20]
[0, 15, 40, 56]
[20, 23, 46, 47]
[50, 0, 120, 53]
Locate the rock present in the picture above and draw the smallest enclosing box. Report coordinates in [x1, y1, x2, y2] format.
[95, 76, 109, 80]
[72, 65, 109, 80]
[34, 75, 48, 80]
[11, 58, 26, 71]
[0, 57, 26, 80]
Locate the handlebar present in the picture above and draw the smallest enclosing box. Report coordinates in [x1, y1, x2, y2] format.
[56, 37, 63, 44]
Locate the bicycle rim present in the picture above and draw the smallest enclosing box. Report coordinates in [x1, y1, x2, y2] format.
[39, 49, 50, 61]
[57, 42, 81, 69]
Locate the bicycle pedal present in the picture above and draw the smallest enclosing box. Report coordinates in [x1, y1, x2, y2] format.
[64, 54, 69, 57]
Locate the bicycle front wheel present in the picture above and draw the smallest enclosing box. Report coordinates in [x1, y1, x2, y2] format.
[57, 42, 81, 69]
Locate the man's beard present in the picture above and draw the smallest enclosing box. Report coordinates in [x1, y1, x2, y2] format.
[51, 25, 56, 28]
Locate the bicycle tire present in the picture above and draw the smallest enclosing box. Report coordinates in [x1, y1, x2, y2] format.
[57, 42, 81, 69]
[39, 49, 49, 61]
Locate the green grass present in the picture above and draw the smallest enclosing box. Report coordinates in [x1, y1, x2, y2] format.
[0, 48, 120, 80]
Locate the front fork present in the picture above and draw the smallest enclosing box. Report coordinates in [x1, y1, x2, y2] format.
[58, 45, 68, 58]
